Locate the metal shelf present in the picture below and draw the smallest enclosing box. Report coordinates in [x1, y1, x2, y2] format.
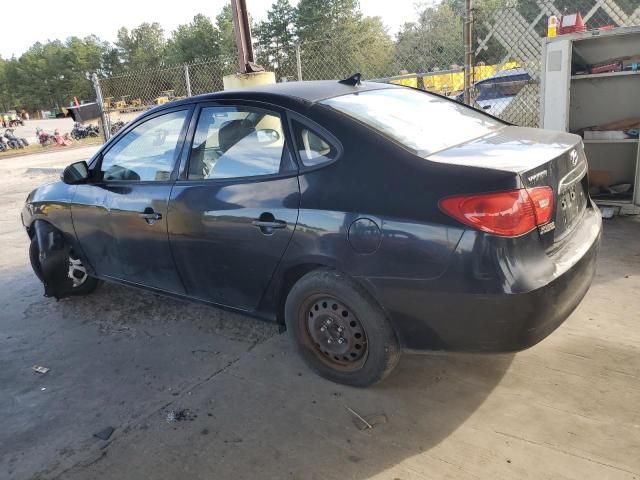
[583, 138, 639, 144]
[571, 70, 640, 80]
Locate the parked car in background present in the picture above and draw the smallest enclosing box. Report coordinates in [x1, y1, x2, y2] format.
[456, 68, 532, 117]
[23, 79, 601, 386]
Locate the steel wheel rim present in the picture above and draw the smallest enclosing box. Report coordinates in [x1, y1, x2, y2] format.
[67, 253, 88, 288]
[300, 295, 368, 372]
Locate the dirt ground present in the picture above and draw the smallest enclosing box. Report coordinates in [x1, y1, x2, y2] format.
[1, 148, 639, 480]
[4, 118, 77, 144]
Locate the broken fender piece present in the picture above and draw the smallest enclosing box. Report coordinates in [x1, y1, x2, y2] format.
[32, 220, 73, 299]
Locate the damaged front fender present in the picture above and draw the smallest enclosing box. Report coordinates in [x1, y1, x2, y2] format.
[31, 220, 74, 299]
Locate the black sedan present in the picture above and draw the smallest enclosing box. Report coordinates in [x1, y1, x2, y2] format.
[22, 79, 602, 386]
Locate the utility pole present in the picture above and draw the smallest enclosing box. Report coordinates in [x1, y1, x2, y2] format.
[463, 0, 474, 104]
[229, 0, 263, 73]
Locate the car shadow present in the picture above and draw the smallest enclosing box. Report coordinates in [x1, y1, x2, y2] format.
[7, 268, 515, 479]
[52, 328, 516, 479]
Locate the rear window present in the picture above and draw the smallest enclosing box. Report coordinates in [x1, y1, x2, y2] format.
[321, 88, 504, 157]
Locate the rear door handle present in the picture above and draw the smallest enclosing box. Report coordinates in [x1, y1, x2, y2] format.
[139, 208, 162, 223]
[252, 220, 286, 229]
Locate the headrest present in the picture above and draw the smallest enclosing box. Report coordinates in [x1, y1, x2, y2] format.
[218, 119, 255, 152]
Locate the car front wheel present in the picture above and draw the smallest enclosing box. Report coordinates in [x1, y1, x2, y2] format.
[29, 237, 100, 297]
[285, 270, 400, 387]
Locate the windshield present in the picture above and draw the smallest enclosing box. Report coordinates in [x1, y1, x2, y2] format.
[321, 88, 504, 156]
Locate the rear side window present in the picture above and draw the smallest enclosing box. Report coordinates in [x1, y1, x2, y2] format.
[292, 121, 337, 167]
[188, 106, 286, 180]
[322, 88, 504, 157]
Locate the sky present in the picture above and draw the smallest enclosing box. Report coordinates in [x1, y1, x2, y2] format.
[0, 0, 422, 59]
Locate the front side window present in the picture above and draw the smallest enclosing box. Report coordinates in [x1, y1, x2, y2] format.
[100, 110, 188, 181]
[322, 88, 504, 157]
[188, 106, 286, 180]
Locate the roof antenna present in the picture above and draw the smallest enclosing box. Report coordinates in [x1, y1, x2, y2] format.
[339, 73, 362, 86]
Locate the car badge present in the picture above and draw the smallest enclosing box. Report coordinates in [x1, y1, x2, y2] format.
[570, 149, 578, 167]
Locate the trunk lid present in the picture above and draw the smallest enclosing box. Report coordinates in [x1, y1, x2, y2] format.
[428, 126, 588, 245]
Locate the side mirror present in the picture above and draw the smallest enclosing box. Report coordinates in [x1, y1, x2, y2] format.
[61, 161, 90, 184]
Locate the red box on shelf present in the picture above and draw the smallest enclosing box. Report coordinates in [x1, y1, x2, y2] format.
[559, 12, 586, 35]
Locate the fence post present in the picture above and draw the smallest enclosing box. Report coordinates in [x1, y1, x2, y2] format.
[463, 0, 474, 104]
[184, 64, 192, 97]
[91, 73, 110, 142]
[295, 43, 303, 81]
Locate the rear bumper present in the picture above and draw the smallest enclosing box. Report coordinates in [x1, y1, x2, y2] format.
[364, 207, 602, 352]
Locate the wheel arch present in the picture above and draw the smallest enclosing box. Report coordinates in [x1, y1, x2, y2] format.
[270, 261, 391, 330]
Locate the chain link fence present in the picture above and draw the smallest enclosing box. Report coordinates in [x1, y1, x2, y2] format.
[96, 0, 640, 138]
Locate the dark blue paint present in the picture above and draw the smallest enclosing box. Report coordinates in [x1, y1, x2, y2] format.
[21, 81, 602, 353]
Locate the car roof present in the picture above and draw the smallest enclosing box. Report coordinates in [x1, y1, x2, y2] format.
[479, 68, 530, 82]
[168, 80, 401, 108]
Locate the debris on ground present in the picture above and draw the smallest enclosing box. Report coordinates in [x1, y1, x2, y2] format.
[32, 365, 50, 374]
[94, 427, 115, 441]
[166, 409, 196, 423]
[346, 407, 388, 431]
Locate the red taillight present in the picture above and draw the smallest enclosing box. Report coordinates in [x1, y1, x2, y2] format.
[439, 187, 554, 237]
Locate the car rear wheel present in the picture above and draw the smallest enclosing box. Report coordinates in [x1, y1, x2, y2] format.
[29, 237, 100, 297]
[285, 270, 400, 387]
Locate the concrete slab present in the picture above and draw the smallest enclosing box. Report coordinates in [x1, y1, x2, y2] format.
[0, 153, 638, 480]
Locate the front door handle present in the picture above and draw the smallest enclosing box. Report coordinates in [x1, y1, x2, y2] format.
[252, 212, 286, 234]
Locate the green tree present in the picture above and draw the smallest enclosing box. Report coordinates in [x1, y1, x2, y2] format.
[443, 0, 509, 64]
[395, 2, 464, 73]
[116, 23, 166, 70]
[166, 14, 219, 64]
[0, 56, 13, 111]
[296, 0, 360, 42]
[3, 36, 109, 110]
[216, 5, 238, 60]
[254, 0, 297, 78]
[295, 0, 393, 80]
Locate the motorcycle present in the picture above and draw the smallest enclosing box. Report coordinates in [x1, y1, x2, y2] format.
[87, 124, 100, 136]
[4, 129, 28, 149]
[70, 122, 100, 140]
[36, 127, 57, 147]
[110, 121, 126, 135]
[53, 129, 73, 146]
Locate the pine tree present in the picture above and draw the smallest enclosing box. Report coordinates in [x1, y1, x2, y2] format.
[255, 0, 298, 79]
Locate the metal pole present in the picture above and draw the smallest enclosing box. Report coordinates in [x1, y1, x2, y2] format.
[184, 64, 192, 97]
[463, 0, 474, 104]
[91, 73, 110, 141]
[295, 43, 303, 81]
[230, 0, 263, 73]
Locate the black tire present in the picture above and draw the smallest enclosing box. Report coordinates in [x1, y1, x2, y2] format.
[29, 237, 100, 297]
[285, 269, 400, 387]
